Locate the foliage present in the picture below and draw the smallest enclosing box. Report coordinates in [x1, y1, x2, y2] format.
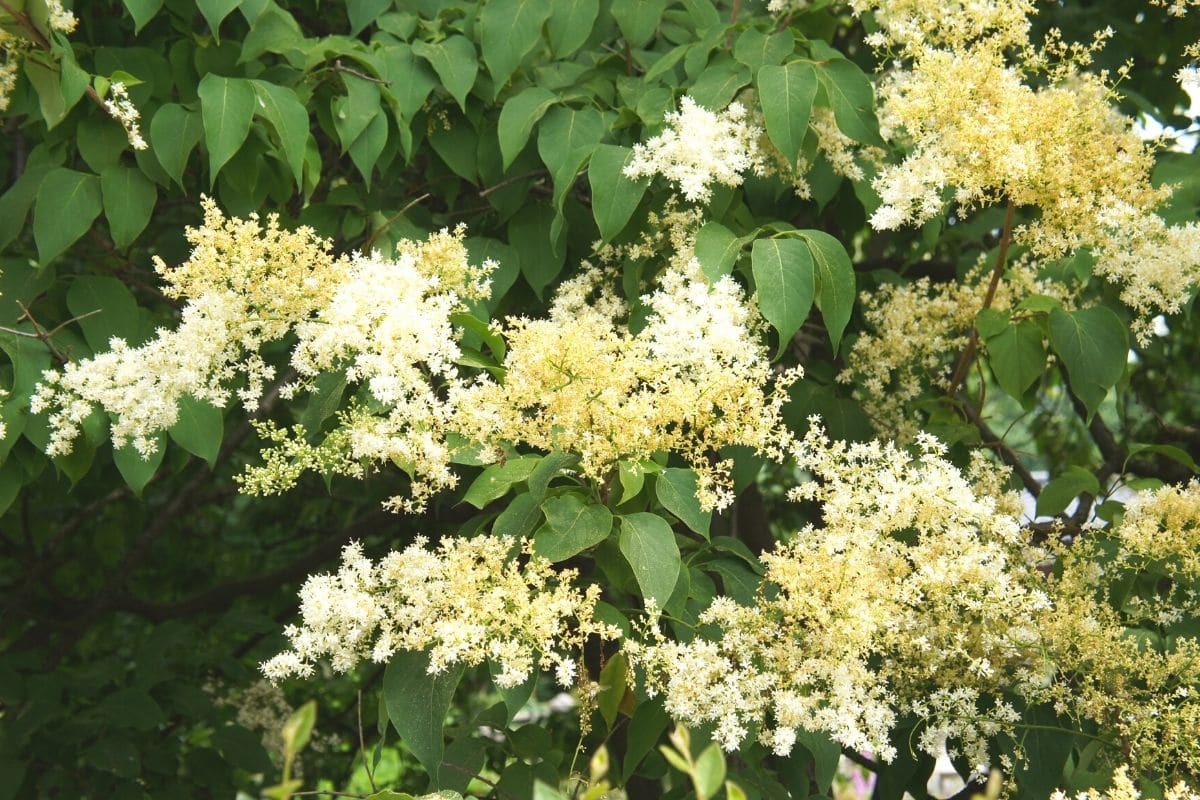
[1, 0, 1199, 798]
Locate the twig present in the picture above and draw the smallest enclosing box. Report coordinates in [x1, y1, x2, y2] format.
[357, 690, 377, 793]
[947, 200, 1016, 395]
[361, 193, 430, 254]
[960, 397, 1042, 497]
[479, 169, 548, 198]
[14, 300, 67, 362]
[333, 59, 390, 85]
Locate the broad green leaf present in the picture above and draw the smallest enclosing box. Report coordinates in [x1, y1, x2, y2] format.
[196, 0, 240, 38]
[688, 58, 751, 111]
[1048, 306, 1128, 420]
[298, 371, 347, 433]
[349, 112, 389, 185]
[656, 468, 710, 537]
[0, 148, 53, 251]
[1037, 466, 1100, 517]
[78, 117, 131, 173]
[525, 451, 578, 503]
[493, 492, 544, 537]
[34, 168, 102, 264]
[693, 744, 726, 800]
[508, 204, 565, 298]
[693, 222, 744, 281]
[347, 0, 392, 35]
[480, 0, 552, 91]
[610, 0, 666, 47]
[490, 660, 536, 724]
[798, 229, 856, 351]
[413, 36, 478, 112]
[751, 238, 815, 355]
[618, 513, 681, 610]
[733, 29, 793, 71]
[23, 54, 67, 129]
[197, 74, 256, 185]
[113, 435, 167, 495]
[378, 43, 438, 121]
[536, 106, 607, 211]
[150, 104, 204, 187]
[617, 460, 646, 504]
[168, 395, 223, 468]
[332, 74, 382, 152]
[534, 494, 613, 562]
[122, 0, 163, 31]
[498, 86, 557, 169]
[795, 728, 841, 794]
[1128, 443, 1199, 473]
[1004, 706, 1073, 800]
[588, 144, 646, 242]
[597, 653, 627, 729]
[239, 4, 304, 63]
[622, 700, 670, 781]
[66, 275, 140, 352]
[251, 80, 309, 186]
[547, 0, 599, 57]
[975, 308, 1010, 339]
[100, 166, 156, 249]
[383, 651, 464, 779]
[462, 455, 542, 508]
[757, 62, 817, 166]
[985, 319, 1046, 400]
[817, 59, 884, 147]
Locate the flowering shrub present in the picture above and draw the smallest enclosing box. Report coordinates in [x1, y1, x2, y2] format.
[2, 0, 1200, 798]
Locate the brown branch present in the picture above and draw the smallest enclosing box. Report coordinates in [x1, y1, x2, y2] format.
[960, 398, 1041, 497]
[947, 200, 1016, 395]
[361, 193, 429, 254]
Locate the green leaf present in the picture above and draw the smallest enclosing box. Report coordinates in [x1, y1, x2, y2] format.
[100, 166, 156, 249]
[34, 168, 102, 264]
[383, 650, 464, 779]
[757, 62, 817, 166]
[251, 81, 309, 187]
[536, 106, 607, 211]
[113, 435, 167, 495]
[23, 54, 66, 129]
[656, 468, 710, 537]
[618, 513, 681, 610]
[491, 660, 536, 724]
[589, 144, 646, 242]
[798, 229, 856, 351]
[378, 43, 438, 121]
[816, 58, 884, 147]
[622, 700, 670, 781]
[333, 74, 382, 153]
[413, 36, 478, 112]
[239, 4, 304, 63]
[975, 308, 1010, 339]
[282, 700, 317, 756]
[122, 0, 163, 31]
[610, 0, 666, 47]
[493, 492, 544, 537]
[525, 451, 577, 503]
[1128, 443, 1199, 473]
[1037, 466, 1100, 517]
[597, 653, 627, 729]
[197, 0, 241, 38]
[66, 275, 140, 352]
[150, 104, 205, 188]
[508, 204, 565, 299]
[616, 460, 646, 504]
[349, 112, 389, 186]
[1048, 306, 1128, 420]
[693, 744, 726, 800]
[547, 0, 598, 57]
[751, 238, 815, 355]
[533, 494, 613, 562]
[795, 728, 841, 794]
[168, 395, 224, 468]
[733, 29, 793, 71]
[462, 455, 542, 508]
[197, 74, 256, 185]
[689, 59, 751, 112]
[347, 0, 392, 35]
[480, 0, 552, 91]
[693, 222, 746, 281]
[498, 86, 557, 170]
[985, 319, 1046, 400]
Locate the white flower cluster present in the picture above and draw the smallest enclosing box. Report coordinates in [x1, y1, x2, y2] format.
[624, 96, 766, 203]
[103, 82, 148, 151]
[46, 0, 78, 33]
[633, 426, 1050, 767]
[1052, 765, 1200, 800]
[261, 537, 620, 688]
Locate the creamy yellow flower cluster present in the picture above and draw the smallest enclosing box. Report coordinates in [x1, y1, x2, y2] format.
[632, 425, 1050, 767]
[0, 0, 76, 112]
[1038, 482, 1200, 778]
[33, 201, 490, 512]
[1053, 765, 1199, 800]
[451, 260, 800, 511]
[855, 0, 1200, 343]
[261, 536, 620, 689]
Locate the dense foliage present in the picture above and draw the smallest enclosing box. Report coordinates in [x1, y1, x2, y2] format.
[2, 0, 1200, 798]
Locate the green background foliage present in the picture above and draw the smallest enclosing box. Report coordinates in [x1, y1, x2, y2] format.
[0, 0, 1198, 797]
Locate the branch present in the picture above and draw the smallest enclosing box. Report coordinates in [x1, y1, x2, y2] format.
[959, 397, 1042, 497]
[947, 201, 1016, 395]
